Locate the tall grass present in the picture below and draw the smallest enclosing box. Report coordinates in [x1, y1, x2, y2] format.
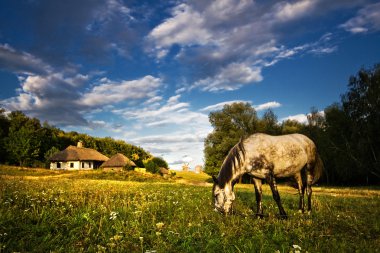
[0, 166, 379, 252]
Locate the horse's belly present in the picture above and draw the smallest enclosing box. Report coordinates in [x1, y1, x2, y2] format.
[273, 159, 306, 178]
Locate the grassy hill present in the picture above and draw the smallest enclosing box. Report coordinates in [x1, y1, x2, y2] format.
[0, 166, 379, 252]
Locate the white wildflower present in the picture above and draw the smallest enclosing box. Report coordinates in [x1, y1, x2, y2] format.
[109, 211, 118, 220]
[293, 244, 302, 250]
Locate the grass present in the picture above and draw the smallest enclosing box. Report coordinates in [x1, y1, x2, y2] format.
[0, 166, 379, 252]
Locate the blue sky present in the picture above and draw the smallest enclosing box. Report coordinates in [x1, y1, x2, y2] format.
[0, 0, 380, 169]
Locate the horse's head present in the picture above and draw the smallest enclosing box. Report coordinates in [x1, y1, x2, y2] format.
[212, 175, 235, 214]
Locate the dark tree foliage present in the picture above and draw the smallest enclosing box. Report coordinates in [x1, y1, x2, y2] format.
[261, 109, 281, 135]
[0, 109, 10, 163]
[328, 64, 380, 184]
[5, 111, 43, 166]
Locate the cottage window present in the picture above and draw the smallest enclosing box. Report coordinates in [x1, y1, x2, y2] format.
[70, 162, 74, 168]
[82, 162, 84, 168]
[57, 162, 61, 169]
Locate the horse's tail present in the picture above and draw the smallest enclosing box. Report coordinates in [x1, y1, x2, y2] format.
[312, 153, 324, 185]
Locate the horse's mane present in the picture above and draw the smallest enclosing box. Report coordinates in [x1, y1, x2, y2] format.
[218, 138, 246, 188]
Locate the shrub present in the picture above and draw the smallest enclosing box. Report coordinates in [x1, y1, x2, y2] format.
[151, 157, 169, 169]
[143, 158, 159, 174]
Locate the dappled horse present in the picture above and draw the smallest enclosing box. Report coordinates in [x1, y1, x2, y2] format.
[212, 133, 323, 218]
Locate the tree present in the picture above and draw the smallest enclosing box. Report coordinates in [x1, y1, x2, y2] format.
[44, 146, 60, 168]
[341, 64, 380, 182]
[281, 119, 304, 134]
[317, 64, 380, 185]
[204, 103, 259, 176]
[261, 109, 280, 135]
[0, 108, 10, 163]
[5, 111, 42, 166]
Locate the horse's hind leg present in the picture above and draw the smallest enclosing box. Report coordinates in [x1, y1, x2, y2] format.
[306, 172, 313, 212]
[252, 178, 264, 218]
[266, 172, 287, 219]
[306, 164, 313, 212]
[294, 172, 305, 213]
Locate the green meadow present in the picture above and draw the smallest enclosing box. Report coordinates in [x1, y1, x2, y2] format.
[0, 166, 379, 253]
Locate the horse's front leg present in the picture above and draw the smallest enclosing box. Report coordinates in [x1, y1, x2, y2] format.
[266, 172, 287, 219]
[252, 178, 263, 218]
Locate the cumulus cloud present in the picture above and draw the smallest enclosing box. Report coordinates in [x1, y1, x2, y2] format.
[281, 114, 308, 124]
[340, 2, 380, 34]
[148, 3, 211, 51]
[281, 111, 325, 124]
[0, 45, 164, 126]
[81, 75, 162, 107]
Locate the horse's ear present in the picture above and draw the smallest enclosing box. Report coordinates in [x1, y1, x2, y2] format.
[212, 175, 218, 184]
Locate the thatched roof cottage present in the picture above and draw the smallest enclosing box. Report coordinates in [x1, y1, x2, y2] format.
[100, 153, 136, 171]
[49, 141, 109, 170]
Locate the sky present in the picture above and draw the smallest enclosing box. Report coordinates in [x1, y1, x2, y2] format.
[0, 0, 380, 170]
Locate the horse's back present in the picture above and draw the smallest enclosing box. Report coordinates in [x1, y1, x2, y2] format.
[244, 133, 317, 178]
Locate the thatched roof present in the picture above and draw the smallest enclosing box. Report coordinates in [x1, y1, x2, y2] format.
[100, 153, 136, 168]
[49, 145, 109, 162]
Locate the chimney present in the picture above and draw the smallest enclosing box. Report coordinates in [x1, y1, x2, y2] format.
[77, 141, 83, 148]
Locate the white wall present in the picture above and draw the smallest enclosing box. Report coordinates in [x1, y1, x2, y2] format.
[50, 161, 94, 170]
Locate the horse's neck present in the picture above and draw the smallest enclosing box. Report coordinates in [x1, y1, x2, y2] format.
[228, 165, 246, 188]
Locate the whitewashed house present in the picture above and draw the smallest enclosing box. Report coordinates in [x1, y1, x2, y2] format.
[49, 141, 109, 170]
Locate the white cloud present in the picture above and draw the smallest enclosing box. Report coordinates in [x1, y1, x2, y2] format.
[254, 101, 282, 111]
[200, 100, 251, 112]
[112, 95, 212, 170]
[148, 3, 211, 50]
[281, 110, 325, 124]
[281, 114, 308, 124]
[340, 3, 380, 34]
[147, 0, 342, 93]
[192, 63, 263, 92]
[199, 100, 282, 113]
[273, 0, 316, 22]
[81, 75, 162, 107]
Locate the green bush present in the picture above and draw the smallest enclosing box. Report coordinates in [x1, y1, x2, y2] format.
[143, 159, 159, 174]
[151, 157, 169, 169]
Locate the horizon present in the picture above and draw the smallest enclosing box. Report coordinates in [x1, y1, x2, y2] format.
[0, 0, 380, 169]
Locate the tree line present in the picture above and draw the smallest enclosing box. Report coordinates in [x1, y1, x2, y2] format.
[204, 64, 380, 185]
[0, 110, 168, 172]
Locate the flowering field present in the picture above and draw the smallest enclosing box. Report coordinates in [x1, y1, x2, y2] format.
[0, 166, 379, 252]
